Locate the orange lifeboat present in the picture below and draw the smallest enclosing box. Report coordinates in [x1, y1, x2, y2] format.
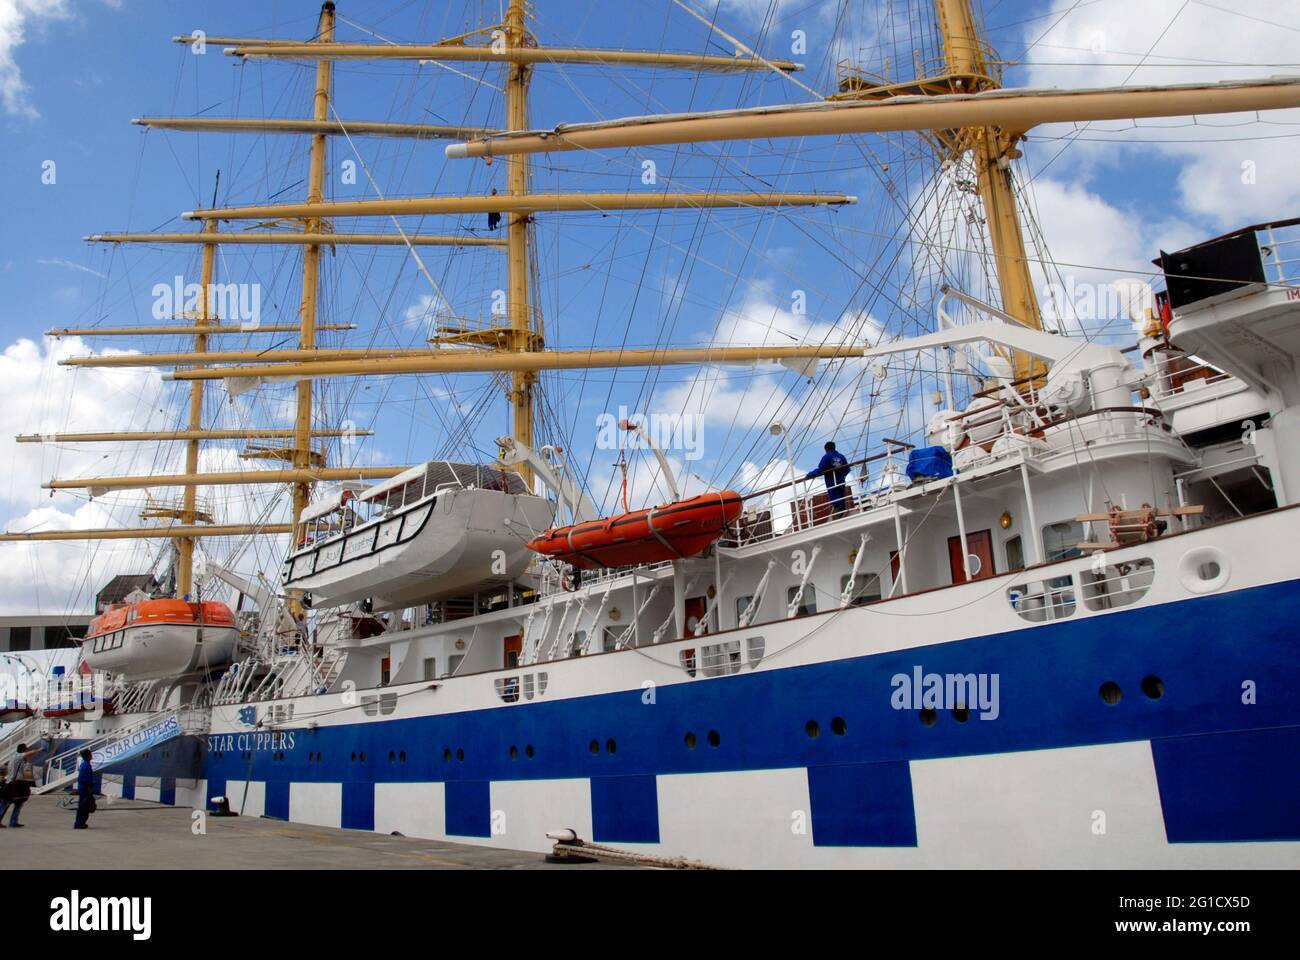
[528, 491, 743, 570]
[84, 598, 239, 680]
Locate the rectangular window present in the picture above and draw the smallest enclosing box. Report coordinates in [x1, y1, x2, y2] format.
[840, 573, 882, 606]
[422, 657, 438, 681]
[787, 587, 817, 616]
[602, 628, 620, 653]
[1005, 535, 1025, 572]
[570, 630, 586, 657]
[1042, 520, 1085, 562]
[447, 654, 465, 677]
[735, 595, 755, 624]
[9, 626, 31, 651]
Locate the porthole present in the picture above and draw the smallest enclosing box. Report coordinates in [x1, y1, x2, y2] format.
[399, 751, 406, 762]
[510, 745, 519, 760]
[707, 730, 720, 748]
[684, 732, 697, 749]
[388, 751, 395, 763]
[1141, 675, 1164, 700]
[805, 720, 820, 739]
[605, 738, 617, 755]
[1099, 681, 1122, 705]
[831, 717, 847, 736]
[919, 708, 937, 727]
[359, 751, 366, 762]
[350, 751, 356, 762]
[952, 706, 970, 723]
[525, 745, 534, 759]
[1178, 547, 1230, 594]
[589, 739, 600, 755]
[443, 748, 451, 762]
[456, 748, 464, 761]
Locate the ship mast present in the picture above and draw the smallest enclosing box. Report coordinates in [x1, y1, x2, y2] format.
[932, 0, 1041, 347]
[504, 0, 536, 484]
[292, 1, 336, 541]
[177, 218, 219, 595]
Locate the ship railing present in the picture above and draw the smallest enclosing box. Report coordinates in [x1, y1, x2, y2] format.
[37, 706, 179, 790]
[1147, 354, 1235, 399]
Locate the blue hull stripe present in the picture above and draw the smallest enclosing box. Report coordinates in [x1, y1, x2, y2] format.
[808, 761, 917, 847]
[342, 781, 375, 831]
[445, 780, 491, 837]
[1152, 726, 1300, 842]
[591, 775, 659, 843]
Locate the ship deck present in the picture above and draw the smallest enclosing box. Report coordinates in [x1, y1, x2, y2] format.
[3, 796, 634, 870]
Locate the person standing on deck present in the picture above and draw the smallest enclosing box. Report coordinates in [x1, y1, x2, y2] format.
[806, 442, 851, 515]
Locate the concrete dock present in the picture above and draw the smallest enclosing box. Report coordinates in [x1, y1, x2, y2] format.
[0, 795, 631, 869]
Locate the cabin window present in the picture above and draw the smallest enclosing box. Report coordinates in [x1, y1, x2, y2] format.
[422, 658, 437, 681]
[1042, 520, 1085, 562]
[447, 654, 465, 677]
[380, 657, 391, 686]
[787, 587, 816, 616]
[494, 677, 521, 704]
[602, 628, 620, 653]
[840, 573, 881, 606]
[1005, 536, 1025, 572]
[1007, 575, 1077, 622]
[746, 635, 765, 667]
[735, 595, 755, 624]
[569, 630, 586, 657]
[1082, 558, 1155, 611]
[699, 639, 742, 677]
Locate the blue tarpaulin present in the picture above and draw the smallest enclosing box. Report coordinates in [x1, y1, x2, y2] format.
[905, 445, 954, 481]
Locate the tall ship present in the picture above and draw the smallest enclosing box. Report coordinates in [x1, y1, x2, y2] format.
[3, 0, 1300, 868]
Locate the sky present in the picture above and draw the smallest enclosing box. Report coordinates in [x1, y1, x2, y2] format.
[0, 0, 1297, 615]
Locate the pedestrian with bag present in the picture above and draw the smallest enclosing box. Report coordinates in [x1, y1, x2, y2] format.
[0, 743, 40, 828]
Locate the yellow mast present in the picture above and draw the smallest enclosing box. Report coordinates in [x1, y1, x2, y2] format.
[176, 218, 218, 595]
[505, 0, 535, 485]
[292, 1, 335, 542]
[933, 0, 1040, 371]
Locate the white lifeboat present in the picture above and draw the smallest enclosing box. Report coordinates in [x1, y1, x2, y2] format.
[282, 461, 556, 610]
[83, 597, 239, 681]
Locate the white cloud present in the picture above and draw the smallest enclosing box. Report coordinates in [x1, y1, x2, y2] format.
[0, 0, 71, 117]
[0, 336, 300, 614]
[1018, 0, 1300, 229]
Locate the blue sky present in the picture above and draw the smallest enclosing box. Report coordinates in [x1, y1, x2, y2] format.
[0, 0, 1297, 613]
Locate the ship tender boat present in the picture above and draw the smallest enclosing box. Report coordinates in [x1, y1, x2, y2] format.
[282, 460, 556, 610]
[83, 598, 238, 681]
[527, 491, 743, 569]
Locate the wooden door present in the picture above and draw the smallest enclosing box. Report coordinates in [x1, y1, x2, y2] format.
[503, 634, 522, 669]
[684, 596, 708, 637]
[948, 529, 995, 584]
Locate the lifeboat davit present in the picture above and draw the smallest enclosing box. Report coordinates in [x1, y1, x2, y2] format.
[83, 598, 239, 681]
[528, 491, 744, 570]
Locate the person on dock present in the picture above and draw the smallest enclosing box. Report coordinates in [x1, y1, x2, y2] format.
[806, 441, 851, 515]
[0, 743, 40, 828]
[74, 749, 96, 830]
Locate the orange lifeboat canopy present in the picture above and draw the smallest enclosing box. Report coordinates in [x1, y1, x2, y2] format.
[528, 491, 743, 570]
[88, 598, 236, 640]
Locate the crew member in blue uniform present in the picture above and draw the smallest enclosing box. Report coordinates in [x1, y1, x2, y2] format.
[806, 441, 851, 514]
[74, 749, 96, 830]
